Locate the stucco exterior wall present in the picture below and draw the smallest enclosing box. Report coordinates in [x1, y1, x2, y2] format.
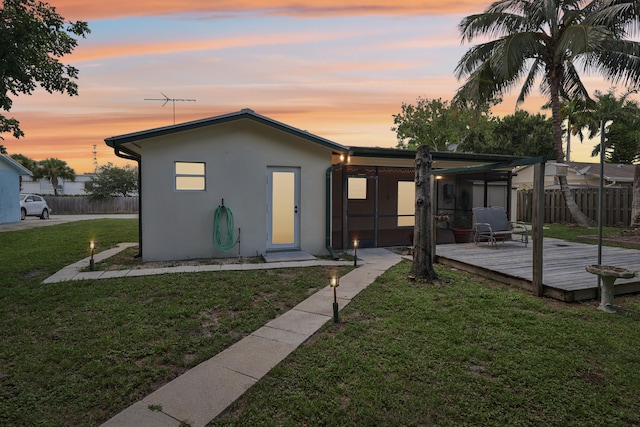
[0, 168, 21, 224]
[139, 120, 332, 261]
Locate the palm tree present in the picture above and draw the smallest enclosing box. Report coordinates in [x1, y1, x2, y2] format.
[33, 158, 76, 196]
[586, 88, 639, 161]
[455, 0, 640, 227]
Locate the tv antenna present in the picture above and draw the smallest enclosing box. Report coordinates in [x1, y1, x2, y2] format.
[144, 92, 196, 124]
[92, 144, 98, 174]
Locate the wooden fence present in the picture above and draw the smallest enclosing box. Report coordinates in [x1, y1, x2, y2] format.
[44, 196, 139, 214]
[517, 188, 633, 226]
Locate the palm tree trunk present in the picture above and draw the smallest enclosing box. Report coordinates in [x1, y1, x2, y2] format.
[51, 176, 59, 196]
[566, 127, 571, 162]
[549, 78, 595, 227]
[632, 164, 640, 228]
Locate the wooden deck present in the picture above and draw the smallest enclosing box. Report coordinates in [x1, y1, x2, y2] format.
[435, 238, 640, 302]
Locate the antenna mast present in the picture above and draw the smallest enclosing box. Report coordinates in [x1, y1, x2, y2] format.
[144, 92, 196, 124]
[92, 144, 98, 174]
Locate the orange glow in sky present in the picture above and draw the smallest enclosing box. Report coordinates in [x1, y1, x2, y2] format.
[3, 1, 629, 173]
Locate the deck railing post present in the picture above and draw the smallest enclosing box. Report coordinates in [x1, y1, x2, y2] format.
[532, 161, 545, 297]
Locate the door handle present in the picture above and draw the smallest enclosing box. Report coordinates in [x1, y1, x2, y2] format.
[295, 206, 298, 214]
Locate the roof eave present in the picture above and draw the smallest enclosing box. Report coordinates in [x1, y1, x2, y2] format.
[105, 109, 349, 154]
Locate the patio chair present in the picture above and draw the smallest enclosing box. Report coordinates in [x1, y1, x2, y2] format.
[472, 206, 528, 247]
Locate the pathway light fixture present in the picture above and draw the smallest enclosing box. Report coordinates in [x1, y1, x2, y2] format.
[330, 276, 339, 323]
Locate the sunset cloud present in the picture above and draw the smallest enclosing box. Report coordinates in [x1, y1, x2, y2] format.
[56, 1, 492, 21]
[69, 27, 386, 62]
[3, 0, 619, 176]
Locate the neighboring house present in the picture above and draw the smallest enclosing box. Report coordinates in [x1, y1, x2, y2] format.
[513, 161, 636, 190]
[105, 109, 542, 262]
[0, 155, 33, 224]
[20, 174, 95, 195]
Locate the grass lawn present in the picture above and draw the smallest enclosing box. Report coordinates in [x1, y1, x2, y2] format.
[211, 261, 640, 427]
[542, 223, 623, 242]
[0, 219, 352, 426]
[2, 220, 639, 426]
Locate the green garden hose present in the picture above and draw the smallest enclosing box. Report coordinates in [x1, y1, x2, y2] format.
[213, 204, 239, 252]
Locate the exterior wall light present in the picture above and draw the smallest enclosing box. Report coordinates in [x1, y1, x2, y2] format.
[330, 276, 340, 323]
[89, 241, 96, 271]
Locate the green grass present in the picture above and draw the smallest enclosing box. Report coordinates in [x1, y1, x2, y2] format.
[0, 219, 352, 426]
[2, 220, 639, 426]
[542, 222, 622, 242]
[211, 261, 640, 427]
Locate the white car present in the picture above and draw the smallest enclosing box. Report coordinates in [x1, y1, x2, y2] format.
[20, 194, 51, 220]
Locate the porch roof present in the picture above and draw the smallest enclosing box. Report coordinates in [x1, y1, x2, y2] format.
[347, 146, 545, 173]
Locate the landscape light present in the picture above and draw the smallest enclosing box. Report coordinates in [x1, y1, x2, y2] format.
[330, 276, 339, 323]
[89, 241, 95, 271]
[353, 239, 358, 267]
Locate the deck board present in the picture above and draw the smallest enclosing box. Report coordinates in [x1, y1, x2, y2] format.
[435, 238, 640, 301]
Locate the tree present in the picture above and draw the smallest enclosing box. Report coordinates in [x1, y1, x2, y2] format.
[392, 97, 472, 150]
[559, 99, 590, 163]
[85, 163, 138, 200]
[587, 89, 640, 164]
[32, 157, 75, 195]
[392, 96, 497, 151]
[0, 0, 90, 144]
[632, 165, 640, 228]
[410, 145, 438, 281]
[455, 0, 640, 227]
[10, 153, 37, 191]
[9, 153, 37, 191]
[459, 110, 555, 158]
[10, 153, 37, 172]
[543, 97, 591, 162]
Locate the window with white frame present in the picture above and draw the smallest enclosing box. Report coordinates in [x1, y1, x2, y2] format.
[175, 162, 205, 191]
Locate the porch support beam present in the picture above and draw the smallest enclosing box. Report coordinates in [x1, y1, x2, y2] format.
[532, 161, 545, 297]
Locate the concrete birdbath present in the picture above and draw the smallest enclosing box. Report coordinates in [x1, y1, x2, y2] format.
[585, 265, 637, 313]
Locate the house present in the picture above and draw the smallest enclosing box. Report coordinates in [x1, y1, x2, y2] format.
[513, 161, 636, 190]
[0, 155, 33, 224]
[105, 109, 543, 262]
[20, 174, 96, 195]
[106, 109, 349, 261]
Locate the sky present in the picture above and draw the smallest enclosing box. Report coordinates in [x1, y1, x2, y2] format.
[3, 0, 627, 174]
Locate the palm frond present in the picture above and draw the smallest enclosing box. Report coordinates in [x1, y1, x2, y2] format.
[556, 24, 613, 59]
[516, 59, 544, 105]
[562, 62, 593, 101]
[456, 60, 511, 106]
[592, 39, 640, 87]
[455, 39, 504, 79]
[586, 0, 640, 31]
[459, 12, 531, 43]
[493, 32, 543, 80]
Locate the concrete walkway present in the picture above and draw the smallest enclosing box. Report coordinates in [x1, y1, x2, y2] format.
[42, 243, 359, 284]
[96, 248, 403, 427]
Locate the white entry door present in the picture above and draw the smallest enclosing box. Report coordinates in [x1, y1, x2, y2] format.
[267, 167, 300, 250]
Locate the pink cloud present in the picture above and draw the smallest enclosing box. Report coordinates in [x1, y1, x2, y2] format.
[70, 29, 370, 62]
[56, 1, 492, 21]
